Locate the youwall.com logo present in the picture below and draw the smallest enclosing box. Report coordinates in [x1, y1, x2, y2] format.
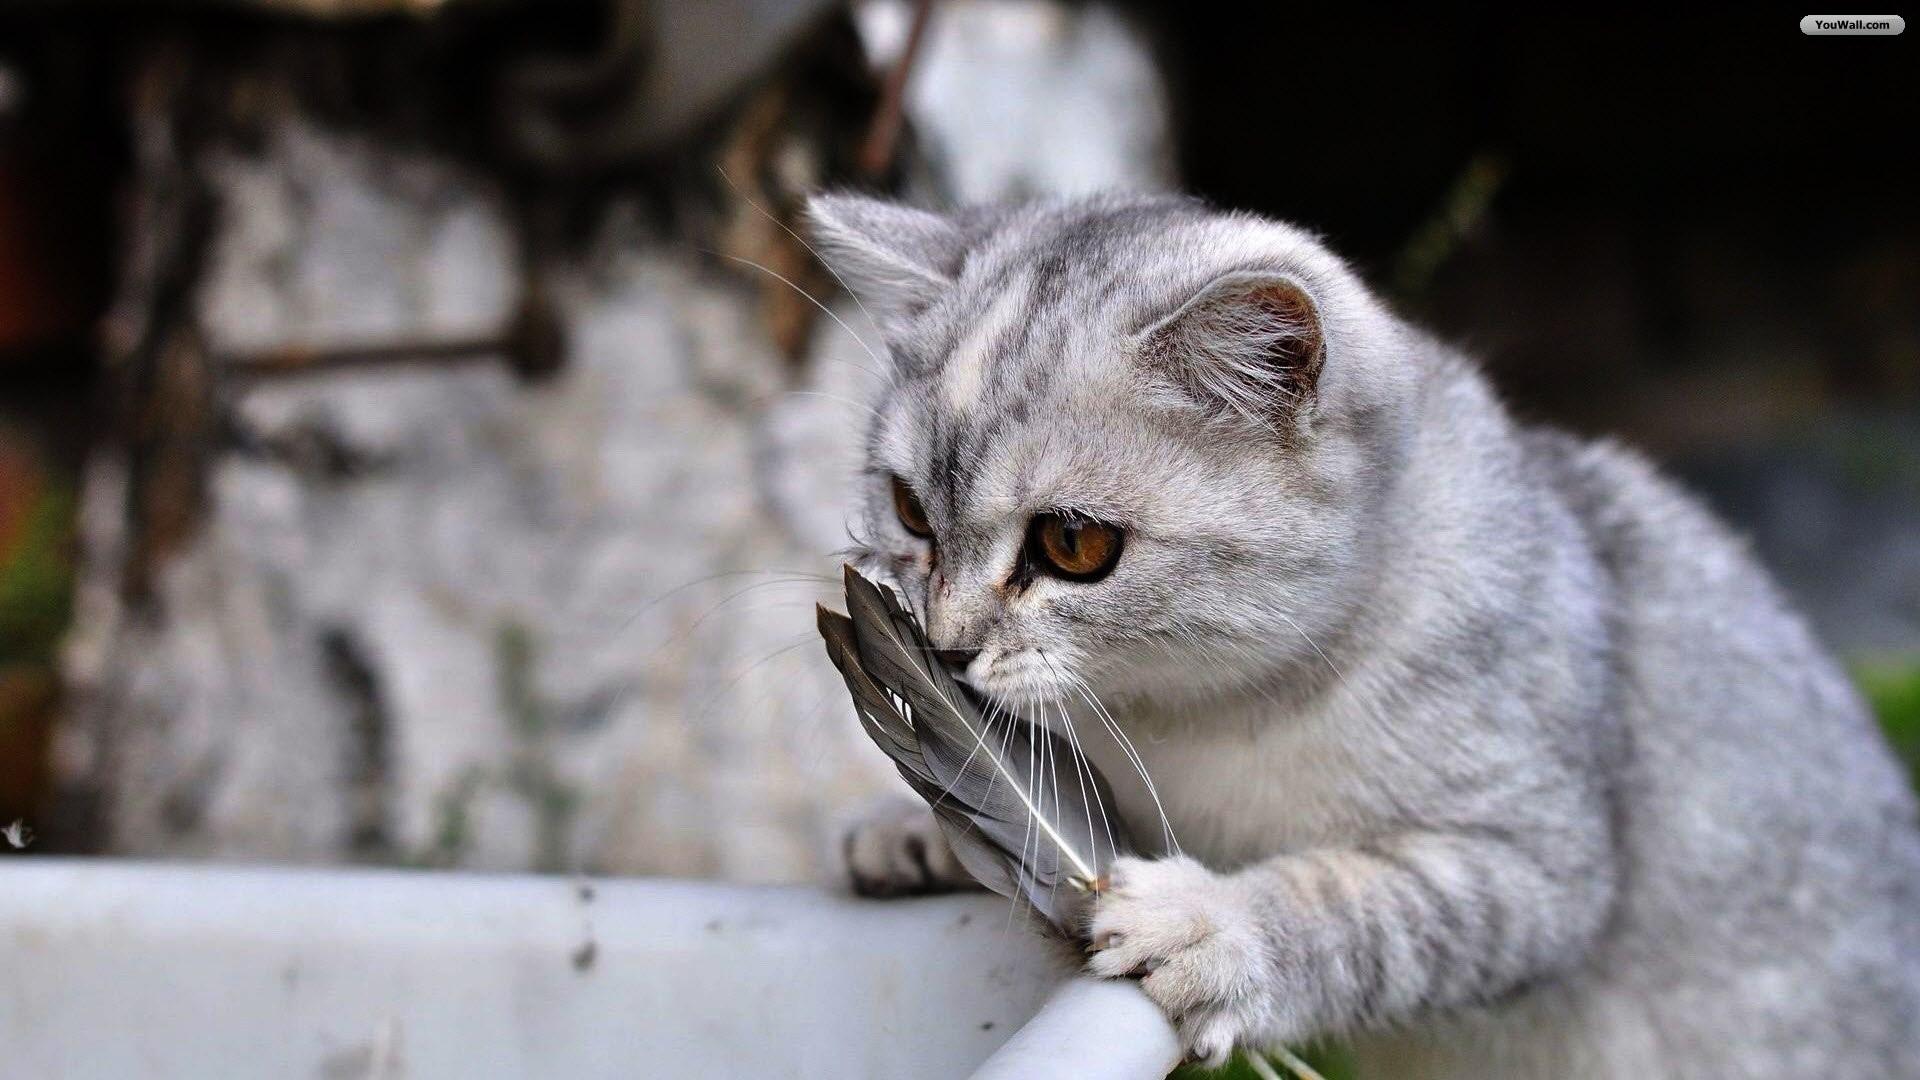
[1800, 14, 1906, 34]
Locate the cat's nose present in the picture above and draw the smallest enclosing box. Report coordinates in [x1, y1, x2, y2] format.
[933, 647, 981, 671]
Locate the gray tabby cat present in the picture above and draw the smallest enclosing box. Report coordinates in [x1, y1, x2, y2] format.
[813, 192, 1920, 1078]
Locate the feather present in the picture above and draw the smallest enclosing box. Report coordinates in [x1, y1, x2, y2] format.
[818, 565, 1130, 933]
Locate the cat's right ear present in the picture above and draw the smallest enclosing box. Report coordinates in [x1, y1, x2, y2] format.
[806, 194, 965, 331]
[1138, 271, 1327, 434]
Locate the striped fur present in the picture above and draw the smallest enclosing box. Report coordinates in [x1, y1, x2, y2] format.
[814, 193, 1920, 1078]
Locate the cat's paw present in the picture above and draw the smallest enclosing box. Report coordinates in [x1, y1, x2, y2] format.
[1085, 854, 1271, 1066]
[839, 795, 975, 897]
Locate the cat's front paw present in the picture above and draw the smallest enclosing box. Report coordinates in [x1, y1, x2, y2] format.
[1086, 855, 1272, 1065]
[839, 795, 976, 897]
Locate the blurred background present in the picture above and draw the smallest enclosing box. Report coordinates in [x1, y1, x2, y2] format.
[1, 1, 1916, 883]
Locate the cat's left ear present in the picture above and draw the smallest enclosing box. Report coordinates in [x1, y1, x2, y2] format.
[807, 193, 966, 330]
[1139, 271, 1326, 432]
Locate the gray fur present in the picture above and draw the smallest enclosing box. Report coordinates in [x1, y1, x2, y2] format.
[812, 191, 1920, 1077]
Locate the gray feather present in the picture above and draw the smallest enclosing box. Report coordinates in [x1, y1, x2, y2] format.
[818, 565, 1130, 933]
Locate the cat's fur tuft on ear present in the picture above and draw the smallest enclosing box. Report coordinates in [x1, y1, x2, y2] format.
[1141, 272, 1325, 431]
[806, 193, 967, 329]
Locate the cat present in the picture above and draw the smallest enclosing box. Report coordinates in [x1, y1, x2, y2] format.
[810, 191, 1920, 1078]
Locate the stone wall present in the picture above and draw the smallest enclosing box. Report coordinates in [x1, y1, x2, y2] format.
[51, 1, 1173, 878]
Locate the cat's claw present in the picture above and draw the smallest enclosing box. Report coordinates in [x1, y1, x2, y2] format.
[1086, 854, 1276, 1062]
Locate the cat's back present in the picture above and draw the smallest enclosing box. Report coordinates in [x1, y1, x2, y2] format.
[1519, 426, 1915, 837]
[1519, 424, 1920, 1072]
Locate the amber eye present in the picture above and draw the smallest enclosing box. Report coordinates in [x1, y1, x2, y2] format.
[1027, 513, 1124, 582]
[892, 476, 933, 538]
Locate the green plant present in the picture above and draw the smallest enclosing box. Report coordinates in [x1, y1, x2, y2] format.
[1856, 658, 1920, 781]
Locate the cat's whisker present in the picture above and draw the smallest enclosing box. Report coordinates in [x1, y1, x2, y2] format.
[715, 164, 890, 352]
[1037, 697, 1062, 913]
[955, 689, 1031, 947]
[705, 250, 886, 379]
[681, 577, 841, 640]
[779, 388, 887, 424]
[1248, 1049, 1329, 1080]
[1051, 693, 1116, 869]
[929, 693, 1005, 813]
[1025, 698, 1045, 909]
[1071, 687, 1178, 855]
[1005, 698, 1041, 929]
[687, 633, 819, 727]
[1154, 613, 1302, 713]
[1049, 655, 1180, 856]
[832, 530, 885, 572]
[1272, 609, 1349, 689]
[585, 570, 843, 735]
[614, 568, 838, 636]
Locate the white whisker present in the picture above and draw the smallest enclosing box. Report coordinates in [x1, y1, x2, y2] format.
[1275, 609, 1348, 686]
[1061, 665, 1180, 856]
[715, 164, 889, 350]
[707, 251, 886, 379]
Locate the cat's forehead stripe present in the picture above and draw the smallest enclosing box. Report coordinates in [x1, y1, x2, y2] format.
[941, 276, 1031, 414]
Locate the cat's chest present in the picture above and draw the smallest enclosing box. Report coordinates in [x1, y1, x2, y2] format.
[1068, 697, 1392, 869]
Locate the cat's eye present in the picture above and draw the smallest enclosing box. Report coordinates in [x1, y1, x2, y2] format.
[1027, 513, 1124, 582]
[892, 476, 934, 539]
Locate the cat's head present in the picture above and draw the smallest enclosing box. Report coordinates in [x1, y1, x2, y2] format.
[812, 193, 1418, 712]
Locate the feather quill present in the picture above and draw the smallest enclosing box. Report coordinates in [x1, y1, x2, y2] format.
[818, 565, 1130, 933]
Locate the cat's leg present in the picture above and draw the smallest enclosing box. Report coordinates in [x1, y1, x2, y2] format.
[838, 794, 980, 897]
[1085, 826, 1616, 1065]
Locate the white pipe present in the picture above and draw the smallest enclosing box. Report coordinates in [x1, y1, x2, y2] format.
[1, 858, 1185, 1078]
[0, 858, 1069, 1078]
[966, 977, 1183, 1080]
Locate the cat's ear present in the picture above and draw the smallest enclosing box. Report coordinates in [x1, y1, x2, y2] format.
[1139, 271, 1326, 432]
[806, 193, 965, 329]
